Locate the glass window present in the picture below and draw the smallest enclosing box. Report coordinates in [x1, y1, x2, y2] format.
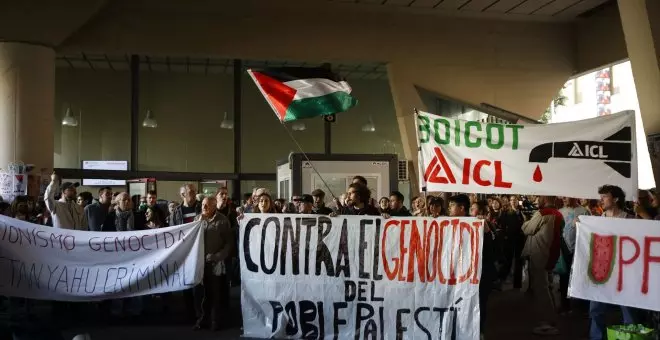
[153, 180, 190, 203]
[54, 69, 131, 168]
[562, 79, 575, 105]
[241, 73, 323, 173]
[240, 180, 277, 200]
[575, 71, 597, 105]
[139, 66, 234, 173]
[331, 79, 403, 157]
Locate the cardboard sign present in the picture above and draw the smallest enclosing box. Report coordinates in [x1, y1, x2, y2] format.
[240, 214, 484, 340]
[0, 215, 204, 301]
[569, 215, 660, 312]
[416, 111, 637, 200]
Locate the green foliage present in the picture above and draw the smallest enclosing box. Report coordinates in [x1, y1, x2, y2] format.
[540, 86, 568, 123]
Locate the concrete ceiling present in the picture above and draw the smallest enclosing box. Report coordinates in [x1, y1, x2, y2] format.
[0, 0, 614, 50]
[324, 0, 613, 20]
[56, 53, 388, 79]
[0, 0, 107, 46]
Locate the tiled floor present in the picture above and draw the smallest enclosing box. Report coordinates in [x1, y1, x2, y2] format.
[63, 290, 592, 340]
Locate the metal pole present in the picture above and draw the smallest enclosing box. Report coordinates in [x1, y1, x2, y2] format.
[324, 119, 331, 154]
[130, 55, 140, 171]
[233, 59, 242, 199]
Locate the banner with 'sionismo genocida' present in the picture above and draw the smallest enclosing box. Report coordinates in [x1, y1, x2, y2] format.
[416, 110, 637, 200]
[0, 215, 204, 301]
[239, 214, 484, 340]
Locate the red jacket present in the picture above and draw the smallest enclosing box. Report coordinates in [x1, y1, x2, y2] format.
[540, 207, 564, 271]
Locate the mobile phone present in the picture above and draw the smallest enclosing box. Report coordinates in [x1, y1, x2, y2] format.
[518, 200, 523, 206]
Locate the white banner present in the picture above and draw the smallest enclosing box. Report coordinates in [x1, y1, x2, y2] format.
[568, 215, 660, 312]
[239, 214, 484, 340]
[416, 110, 637, 200]
[0, 215, 204, 301]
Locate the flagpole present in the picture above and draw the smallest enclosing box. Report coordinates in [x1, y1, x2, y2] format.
[246, 66, 342, 202]
[279, 120, 339, 201]
[413, 108, 427, 201]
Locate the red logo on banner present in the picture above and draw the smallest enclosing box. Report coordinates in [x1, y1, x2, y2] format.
[423, 147, 512, 188]
[423, 147, 456, 184]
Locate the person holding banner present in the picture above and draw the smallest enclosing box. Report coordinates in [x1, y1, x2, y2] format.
[193, 196, 234, 331]
[521, 196, 562, 336]
[333, 183, 380, 216]
[171, 184, 202, 321]
[388, 191, 412, 216]
[588, 185, 637, 340]
[464, 197, 496, 340]
[310, 189, 333, 215]
[557, 197, 590, 314]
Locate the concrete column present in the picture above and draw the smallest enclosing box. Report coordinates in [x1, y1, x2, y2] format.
[618, 0, 660, 185]
[0, 42, 55, 173]
[388, 63, 426, 196]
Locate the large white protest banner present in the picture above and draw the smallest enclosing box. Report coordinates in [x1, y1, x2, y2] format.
[416, 110, 637, 200]
[568, 215, 660, 312]
[0, 215, 204, 301]
[240, 214, 484, 340]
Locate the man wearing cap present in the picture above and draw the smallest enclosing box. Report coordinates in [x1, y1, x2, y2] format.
[294, 194, 315, 214]
[45, 173, 87, 230]
[310, 189, 333, 215]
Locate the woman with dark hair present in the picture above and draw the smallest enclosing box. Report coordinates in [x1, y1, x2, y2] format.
[427, 196, 446, 217]
[274, 198, 286, 213]
[378, 197, 390, 214]
[10, 196, 30, 221]
[144, 206, 165, 229]
[255, 193, 278, 214]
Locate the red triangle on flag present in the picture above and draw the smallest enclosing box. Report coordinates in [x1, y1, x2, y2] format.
[423, 147, 456, 184]
[249, 70, 297, 121]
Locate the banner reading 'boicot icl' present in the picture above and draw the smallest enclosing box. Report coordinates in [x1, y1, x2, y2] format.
[416, 110, 637, 200]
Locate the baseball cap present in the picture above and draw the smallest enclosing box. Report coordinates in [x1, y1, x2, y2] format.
[61, 182, 80, 191]
[294, 194, 314, 204]
[311, 189, 325, 197]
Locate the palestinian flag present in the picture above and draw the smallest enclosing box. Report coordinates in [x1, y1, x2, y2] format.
[247, 67, 358, 122]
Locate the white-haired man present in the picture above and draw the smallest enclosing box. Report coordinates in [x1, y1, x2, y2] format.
[170, 183, 202, 321]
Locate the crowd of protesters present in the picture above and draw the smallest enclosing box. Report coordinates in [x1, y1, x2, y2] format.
[1, 173, 659, 340]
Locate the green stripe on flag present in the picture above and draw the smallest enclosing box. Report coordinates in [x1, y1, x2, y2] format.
[283, 91, 357, 122]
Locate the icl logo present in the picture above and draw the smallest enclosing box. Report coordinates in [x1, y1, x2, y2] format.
[568, 143, 608, 158]
[528, 127, 633, 181]
[423, 147, 512, 188]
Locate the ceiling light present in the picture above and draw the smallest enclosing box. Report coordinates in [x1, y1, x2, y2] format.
[142, 110, 158, 128]
[292, 122, 306, 131]
[361, 116, 375, 132]
[61, 107, 78, 127]
[220, 112, 234, 129]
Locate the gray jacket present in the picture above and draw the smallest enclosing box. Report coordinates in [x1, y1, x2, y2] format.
[45, 181, 87, 230]
[115, 210, 135, 231]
